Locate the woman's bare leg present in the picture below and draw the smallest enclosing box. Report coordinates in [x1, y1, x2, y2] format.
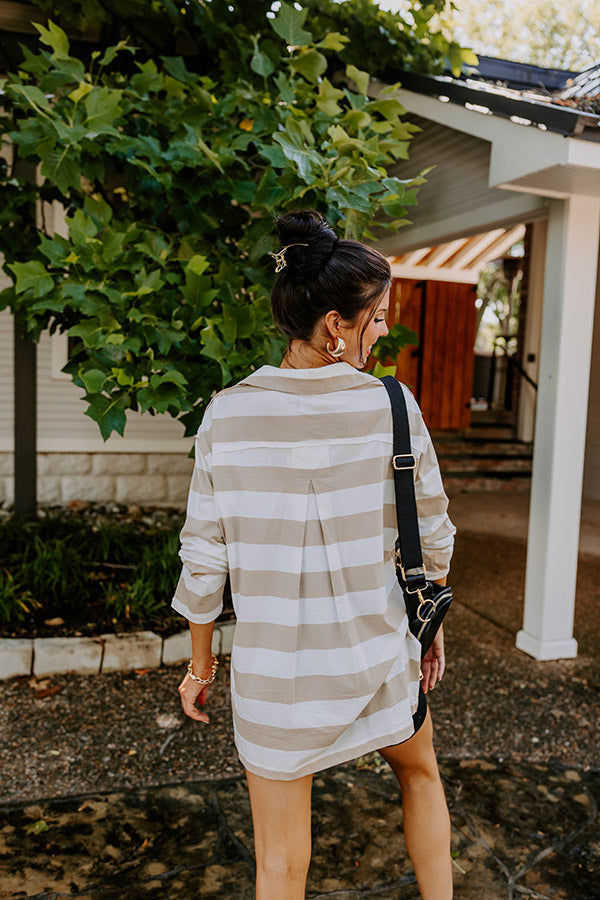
[245, 768, 313, 900]
[378, 709, 452, 900]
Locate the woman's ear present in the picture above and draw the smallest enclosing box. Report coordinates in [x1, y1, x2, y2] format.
[323, 309, 342, 340]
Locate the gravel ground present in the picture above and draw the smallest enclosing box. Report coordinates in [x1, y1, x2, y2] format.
[1, 522, 598, 804]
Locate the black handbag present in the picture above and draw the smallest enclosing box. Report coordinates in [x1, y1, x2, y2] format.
[381, 376, 453, 658]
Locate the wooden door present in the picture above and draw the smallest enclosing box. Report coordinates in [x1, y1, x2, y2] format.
[389, 278, 476, 431]
[389, 278, 423, 395]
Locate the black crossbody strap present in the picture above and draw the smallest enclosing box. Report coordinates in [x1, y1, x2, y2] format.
[381, 376, 428, 592]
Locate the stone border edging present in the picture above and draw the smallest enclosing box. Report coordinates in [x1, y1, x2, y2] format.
[0, 622, 235, 680]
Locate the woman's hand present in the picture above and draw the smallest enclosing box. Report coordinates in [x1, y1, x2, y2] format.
[177, 662, 213, 724]
[420, 626, 445, 694]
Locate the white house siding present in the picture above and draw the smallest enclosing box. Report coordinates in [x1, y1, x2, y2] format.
[583, 244, 600, 501]
[392, 116, 496, 229]
[0, 308, 193, 507]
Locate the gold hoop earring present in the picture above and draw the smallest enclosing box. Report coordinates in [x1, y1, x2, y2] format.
[326, 337, 346, 359]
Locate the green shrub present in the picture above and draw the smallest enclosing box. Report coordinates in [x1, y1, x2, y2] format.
[20, 535, 88, 607]
[0, 510, 183, 627]
[102, 577, 167, 622]
[0, 569, 40, 625]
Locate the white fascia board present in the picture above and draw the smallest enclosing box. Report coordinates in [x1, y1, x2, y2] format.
[394, 86, 565, 151]
[567, 138, 600, 168]
[497, 180, 575, 199]
[391, 86, 593, 189]
[489, 139, 569, 189]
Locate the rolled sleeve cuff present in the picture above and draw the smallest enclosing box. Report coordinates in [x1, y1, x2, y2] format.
[171, 574, 225, 624]
[422, 540, 455, 582]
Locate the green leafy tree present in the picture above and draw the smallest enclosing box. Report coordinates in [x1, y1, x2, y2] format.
[0, 1, 473, 440]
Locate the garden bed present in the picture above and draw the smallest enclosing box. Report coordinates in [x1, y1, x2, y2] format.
[0, 503, 234, 640]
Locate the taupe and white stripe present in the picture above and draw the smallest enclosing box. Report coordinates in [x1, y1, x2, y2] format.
[172, 363, 455, 780]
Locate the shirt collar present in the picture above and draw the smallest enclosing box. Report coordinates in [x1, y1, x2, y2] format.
[237, 363, 381, 395]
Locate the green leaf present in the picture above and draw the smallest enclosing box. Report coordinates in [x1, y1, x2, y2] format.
[187, 255, 209, 277]
[317, 32, 349, 52]
[273, 117, 320, 180]
[346, 64, 370, 96]
[269, 2, 312, 47]
[150, 369, 188, 389]
[84, 393, 127, 441]
[25, 818, 50, 835]
[370, 323, 419, 364]
[222, 305, 256, 343]
[251, 39, 275, 77]
[448, 46, 464, 77]
[98, 39, 134, 67]
[200, 322, 226, 361]
[80, 368, 107, 393]
[8, 261, 54, 298]
[162, 55, 198, 84]
[274, 72, 295, 104]
[69, 81, 93, 104]
[69, 209, 99, 244]
[197, 137, 224, 173]
[8, 84, 51, 115]
[368, 97, 406, 119]
[83, 194, 113, 227]
[38, 234, 69, 266]
[84, 87, 123, 135]
[342, 109, 371, 131]
[373, 362, 398, 378]
[317, 79, 346, 117]
[460, 47, 479, 67]
[288, 49, 327, 83]
[115, 369, 134, 387]
[254, 168, 286, 211]
[40, 150, 81, 195]
[33, 21, 69, 58]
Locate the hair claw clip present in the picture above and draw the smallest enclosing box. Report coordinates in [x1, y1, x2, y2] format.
[270, 243, 309, 273]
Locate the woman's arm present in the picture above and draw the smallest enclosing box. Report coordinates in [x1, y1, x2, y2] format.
[173, 401, 229, 724]
[178, 620, 217, 724]
[420, 574, 448, 692]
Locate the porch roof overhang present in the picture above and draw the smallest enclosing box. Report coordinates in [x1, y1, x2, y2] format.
[372, 75, 600, 254]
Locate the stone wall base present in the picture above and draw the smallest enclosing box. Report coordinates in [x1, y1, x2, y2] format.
[0, 452, 193, 508]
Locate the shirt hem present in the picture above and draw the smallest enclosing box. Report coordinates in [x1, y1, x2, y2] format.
[236, 719, 419, 781]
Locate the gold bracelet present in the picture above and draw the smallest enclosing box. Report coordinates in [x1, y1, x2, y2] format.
[187, 655, 219, 685]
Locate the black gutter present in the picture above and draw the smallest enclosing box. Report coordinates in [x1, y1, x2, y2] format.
[462, 55, 578, 93]
[398, 70, 600, 137]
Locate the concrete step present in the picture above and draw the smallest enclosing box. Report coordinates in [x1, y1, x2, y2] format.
[464, 425, 517, 440]
[443, 472, 531, 494]
[434, 439, 532, 456]
[432, 430, 533, 492]
[439, 456, 532, 474]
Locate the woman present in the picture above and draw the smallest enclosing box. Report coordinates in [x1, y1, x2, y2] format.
[174, 209, 456, 899]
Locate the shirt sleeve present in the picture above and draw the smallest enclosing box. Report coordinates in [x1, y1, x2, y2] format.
[171, 400, 228, 624]
[402, 384, 456, 581]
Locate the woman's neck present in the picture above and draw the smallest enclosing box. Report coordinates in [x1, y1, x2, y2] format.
[280, 340, 338, 369]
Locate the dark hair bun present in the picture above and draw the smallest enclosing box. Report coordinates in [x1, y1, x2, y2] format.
[271, 207, 390, 346]
[275, 209, 337, 278]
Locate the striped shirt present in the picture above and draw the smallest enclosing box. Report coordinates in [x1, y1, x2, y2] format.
[172, 363, 455, 780]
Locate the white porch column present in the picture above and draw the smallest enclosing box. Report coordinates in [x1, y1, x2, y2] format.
[516, 220, 546, 444]
[517, 196, 600, 660]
